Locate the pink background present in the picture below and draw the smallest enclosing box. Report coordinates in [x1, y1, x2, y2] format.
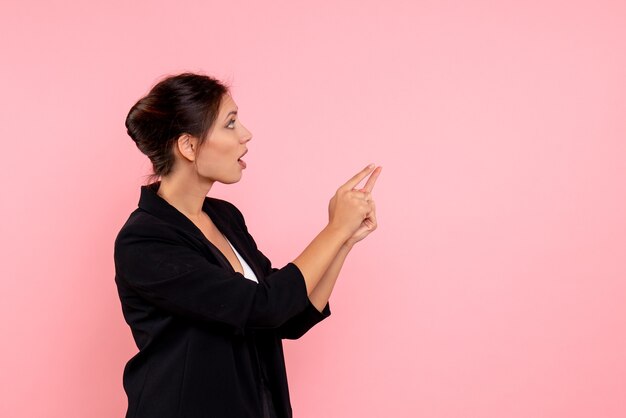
[2, 0, 625, 417]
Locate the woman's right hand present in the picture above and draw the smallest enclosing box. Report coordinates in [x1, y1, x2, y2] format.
[328, 164, 378, 238]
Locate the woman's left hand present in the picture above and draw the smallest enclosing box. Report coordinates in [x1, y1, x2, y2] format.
[344, 166, 381, 247]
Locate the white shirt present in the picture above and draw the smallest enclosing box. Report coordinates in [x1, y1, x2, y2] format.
[225, 237, 259, 283]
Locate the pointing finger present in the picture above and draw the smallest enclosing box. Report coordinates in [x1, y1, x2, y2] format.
[362, 166, 382, 193]
[341, 164, 376, 191]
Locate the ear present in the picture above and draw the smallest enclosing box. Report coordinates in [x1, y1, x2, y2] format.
[176, 134, 199, 161]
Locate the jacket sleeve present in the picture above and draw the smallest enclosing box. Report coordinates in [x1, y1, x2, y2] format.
[114, 221, 311, 335]
[278, 298, 331, 339]
[225, 201, 332, 339]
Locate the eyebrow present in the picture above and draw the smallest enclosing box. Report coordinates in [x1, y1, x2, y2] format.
[224, 110, 238, 121]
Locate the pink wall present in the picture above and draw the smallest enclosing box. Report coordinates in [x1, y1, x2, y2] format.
[2, 0, 625, 417]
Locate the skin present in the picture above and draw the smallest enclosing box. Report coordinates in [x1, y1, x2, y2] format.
[156, 93, 382, 312]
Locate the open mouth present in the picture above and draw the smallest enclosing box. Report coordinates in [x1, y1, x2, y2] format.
[238, 150, 248, 168]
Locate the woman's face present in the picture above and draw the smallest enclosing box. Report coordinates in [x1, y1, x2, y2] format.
[194, 94, 252, 184]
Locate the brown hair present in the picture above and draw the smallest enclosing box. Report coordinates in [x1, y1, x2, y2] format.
[125, 72, 230, 185]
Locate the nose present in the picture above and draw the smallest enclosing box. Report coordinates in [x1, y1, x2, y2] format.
[241, 126, 252, 143]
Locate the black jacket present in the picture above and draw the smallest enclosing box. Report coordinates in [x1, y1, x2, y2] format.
[114, 181, 331, 418]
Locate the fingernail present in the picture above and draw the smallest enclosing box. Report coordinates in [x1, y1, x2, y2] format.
[367, 163, 374, 168]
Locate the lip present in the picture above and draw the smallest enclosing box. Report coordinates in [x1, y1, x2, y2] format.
[237, 149, 248, 169]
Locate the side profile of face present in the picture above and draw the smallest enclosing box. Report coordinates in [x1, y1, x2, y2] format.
[177, 93, 253, 184]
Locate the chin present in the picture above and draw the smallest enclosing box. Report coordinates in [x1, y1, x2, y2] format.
[219, 174, 243, 185]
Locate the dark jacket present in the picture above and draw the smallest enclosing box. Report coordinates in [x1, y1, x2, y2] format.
[114, 181, 331, 418]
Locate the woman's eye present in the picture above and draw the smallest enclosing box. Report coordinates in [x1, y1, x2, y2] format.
[227, 119, 236, 129]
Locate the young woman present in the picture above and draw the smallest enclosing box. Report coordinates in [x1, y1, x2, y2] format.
[114, 72, 381, 418]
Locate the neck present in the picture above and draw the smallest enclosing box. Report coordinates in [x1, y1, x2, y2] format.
[156, 174, 215, 222]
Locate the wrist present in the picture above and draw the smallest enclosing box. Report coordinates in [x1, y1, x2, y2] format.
[325, 222, 353, 243]
[341, 240, 355, 251]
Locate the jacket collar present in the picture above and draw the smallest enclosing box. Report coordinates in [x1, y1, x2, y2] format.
[137, 181, 266, 280]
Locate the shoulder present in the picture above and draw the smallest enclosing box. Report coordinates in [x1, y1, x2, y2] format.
[114, 209, 177, 250]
